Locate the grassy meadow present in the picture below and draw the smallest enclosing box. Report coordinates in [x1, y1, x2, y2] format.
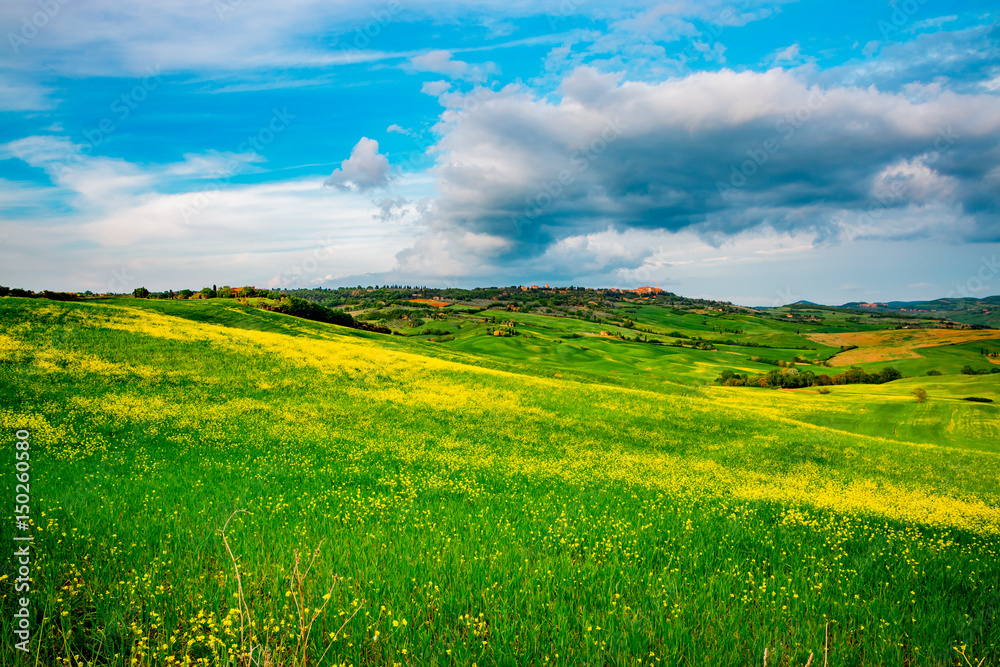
[1, 296, 999, 666]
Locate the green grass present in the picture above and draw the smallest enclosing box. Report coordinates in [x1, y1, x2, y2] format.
[1, 297, 998, 666]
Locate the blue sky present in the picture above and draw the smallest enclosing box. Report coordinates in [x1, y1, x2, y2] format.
[1, 0, 998, 305]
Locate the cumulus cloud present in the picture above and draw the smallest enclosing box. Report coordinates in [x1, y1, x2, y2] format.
[397, 65, 1000, 273]
[766, 43, 811, 68]
[395, 230, 512, 276]
[374, 195, 410, 222]
[771, 43, 800, 62]
[408, 50, 497, 82]
[0, 145, 415, 291]
[323, 138, 391, 192]
[421, 80, 452, 96]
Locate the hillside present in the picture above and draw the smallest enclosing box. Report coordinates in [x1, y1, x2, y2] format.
[1, 296, 998, 665]
[838, 295, 1000, 328]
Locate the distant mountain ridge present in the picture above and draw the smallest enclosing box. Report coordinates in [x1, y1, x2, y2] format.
[789, 295, 1000, 328]
[838, 296, 1000, 309]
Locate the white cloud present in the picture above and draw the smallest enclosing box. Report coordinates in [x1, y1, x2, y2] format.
[767, 43, 807, 67]
[420, 80, 451, 96]
[164, 151, 264, 177]
[861, 41, 880, 58]
[907, 15, 958, 32]
[0, 160, 424, 292]
[0, 0, 668, 76]
[2, 136, 275, 208]
[407, 50, 497, 82]
[395, 230, 512, 276]
[323, 137, 391, 192]
[0, 73, 53, 111]
[2, 135, 156, 203]
[401, 64, 1000, 277]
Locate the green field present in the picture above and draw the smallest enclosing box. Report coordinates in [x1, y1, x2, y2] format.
[1, 296, 999, 666]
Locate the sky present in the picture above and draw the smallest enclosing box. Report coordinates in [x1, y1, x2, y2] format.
[0, 0, 998, 306]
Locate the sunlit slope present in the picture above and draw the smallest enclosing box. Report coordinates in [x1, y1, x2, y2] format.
[3, 298, 998, 532]
[709, 375, 1000, 453]
[808, 328, 1000, 367]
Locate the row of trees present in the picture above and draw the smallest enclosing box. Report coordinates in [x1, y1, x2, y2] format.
[133, 285, 266, 299]
[0, 286, 78, 301]
[257, 297, 390, 334]
[259, 296, 355, 327]
[716, 366, 903, 389]
[961, 365, 1000, 376]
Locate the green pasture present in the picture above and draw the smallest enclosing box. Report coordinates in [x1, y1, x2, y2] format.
[0, 297, 998, 666]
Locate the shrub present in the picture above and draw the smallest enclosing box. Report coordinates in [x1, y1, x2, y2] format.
[912, 387, 927, 403]
[879, 367, 903, 383]
[926, 370, 942, 376]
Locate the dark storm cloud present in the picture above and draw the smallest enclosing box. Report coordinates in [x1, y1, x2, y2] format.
[411, 65, 1000, 266]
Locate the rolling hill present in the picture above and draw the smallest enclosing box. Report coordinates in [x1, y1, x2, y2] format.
[1, 295, 998, 666]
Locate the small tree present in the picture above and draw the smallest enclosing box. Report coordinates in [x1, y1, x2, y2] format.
[879, 367, 902, 383]
[845, 366, 870, 384]
[912, 387, 927, 404]
[132, 287, 150, 298]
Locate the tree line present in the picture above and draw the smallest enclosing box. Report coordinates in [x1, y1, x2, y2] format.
[716, 366, 903, 389]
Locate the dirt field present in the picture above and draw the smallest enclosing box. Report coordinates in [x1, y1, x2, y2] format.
[806, 328, 1000, 365]
[407, 299, 449, 308]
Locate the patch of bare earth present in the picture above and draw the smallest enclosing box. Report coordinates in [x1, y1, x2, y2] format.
[805, 329, 1000, 366]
